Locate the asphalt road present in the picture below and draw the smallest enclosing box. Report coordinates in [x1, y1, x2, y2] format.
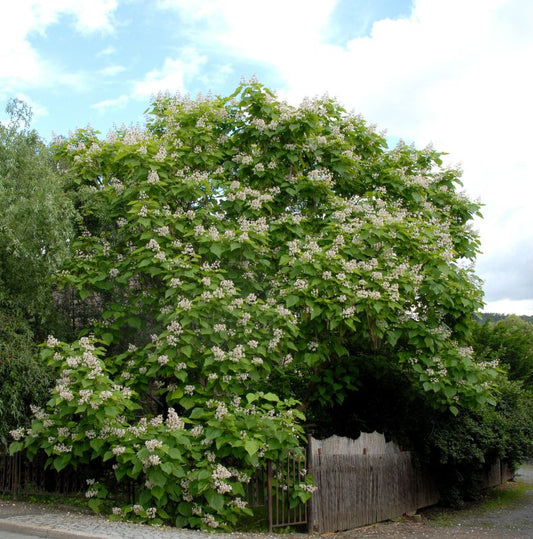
[0, 532, 43, 539]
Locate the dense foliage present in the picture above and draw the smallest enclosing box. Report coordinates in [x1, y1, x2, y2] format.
[307, 316, 533, 507]
[472, 315, 533, 388]
[10, 83, 501, 527]
[0, 99, 73, 445]
[424, 379, 533, 507]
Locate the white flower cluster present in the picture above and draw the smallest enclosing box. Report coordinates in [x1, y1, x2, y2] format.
[141, 454, 161, 468]
[229, 497, 248, 509]
[299, 483, 318, 493]
[145, 439, 163, 452]
[307, 168, 334, 187]
[215, 403, 229, 420]
[10, 427, 25, 441]
[212, 463, 232, 479]
[53, 443, 72, 453]
[147, 170, 159, 184]
[166, 408, 184, 430]
[201, 514, 219, 528]
[190, 425, 204, 437]
[47, 335, 60, 347]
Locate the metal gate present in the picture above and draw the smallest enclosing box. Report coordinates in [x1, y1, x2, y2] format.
[248, 450, 309, 532]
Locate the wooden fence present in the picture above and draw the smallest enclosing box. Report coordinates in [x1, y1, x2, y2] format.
[2, 436, 513, 534]
[482, 459, 514, 488]
[308, 432, 439, 533]
[0, 449, 135, 503]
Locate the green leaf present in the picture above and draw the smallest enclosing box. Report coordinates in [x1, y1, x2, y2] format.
[210, 243, 224, 257]
[9, 442, 23, 455]
[139, 489, 152, 506]
[310, 305, 323, 320]
[244, 439, 260, 456]
[190, 407, 205, 419]
[175, 515, 189, 528]
[178, 502, 192, 517]
[53, 454, 71, 472]
[168, 388, 184, 402]
[205, 490, 225, 512]
[181, 345, 192, 358]
[286, 295, 299, 307]
[386, 330, 401, 347]
[443, 386, 457, 398]
[151, 485, 165, 499]
[179, 397, 196, 410]
[148, 469, 167, 487]
[127, 316, 141, 329]
[90, 439, 105, 452]
[88, 498, 102, 513]
[115, 467, 127, 482]
[167, 447, 182, 460]
[205, 427, 223, 440]
[246, 393, 258, 404]
[101, 333, 114, 345]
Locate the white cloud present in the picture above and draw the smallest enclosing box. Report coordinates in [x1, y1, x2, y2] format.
[158, 0, 337, 64]
[0, 1, 118, 93]
[91, 48, 206, 113]
[97, 45, 117, 57]
[483, 299, 533, 316]
[25, 0, 118, 35]
[92, 94, 130, 112]
[99, 65, 127, 77]
[132, 50, 206, 99]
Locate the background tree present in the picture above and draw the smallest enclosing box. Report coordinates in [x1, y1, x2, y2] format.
[0, 99, 74, 445]
[472, 315, 533, 387]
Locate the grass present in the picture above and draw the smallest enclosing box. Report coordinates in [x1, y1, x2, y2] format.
[421, 474, 532, 528]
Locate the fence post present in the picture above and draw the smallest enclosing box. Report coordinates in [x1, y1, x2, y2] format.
[307, 435, 314, 532]
[12, 452, 19, 501]
[267, 459, 273, 533]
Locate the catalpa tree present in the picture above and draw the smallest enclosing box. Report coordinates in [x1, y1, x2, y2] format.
[12, 81, 498, 528]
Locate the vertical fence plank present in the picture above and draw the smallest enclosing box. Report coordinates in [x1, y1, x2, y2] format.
[308, 433, 440, 533]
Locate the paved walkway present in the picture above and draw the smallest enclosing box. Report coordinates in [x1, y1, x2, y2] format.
[0, 501, 260, 539]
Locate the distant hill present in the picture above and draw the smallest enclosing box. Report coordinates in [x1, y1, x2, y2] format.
[478, 312, 533, 324]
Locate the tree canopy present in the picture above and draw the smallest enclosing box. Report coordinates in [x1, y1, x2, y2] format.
[11, 82, 500, 528]
[472, 315, 533, 388]
[0, 99, 73, 445]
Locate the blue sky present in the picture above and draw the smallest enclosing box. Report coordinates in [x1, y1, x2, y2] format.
[1, 0, 533, 314]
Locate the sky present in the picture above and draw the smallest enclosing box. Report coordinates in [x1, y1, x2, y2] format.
[1, 0, 532, 315]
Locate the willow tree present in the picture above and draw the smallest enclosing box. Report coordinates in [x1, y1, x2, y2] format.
[1, 99, 73, 445]
[12, 82, 497, 528]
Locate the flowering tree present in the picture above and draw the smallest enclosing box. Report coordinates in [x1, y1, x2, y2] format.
[11, 81, 497, 528]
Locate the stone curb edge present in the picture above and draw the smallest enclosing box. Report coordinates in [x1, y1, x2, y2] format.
[0, 519, 109, 539]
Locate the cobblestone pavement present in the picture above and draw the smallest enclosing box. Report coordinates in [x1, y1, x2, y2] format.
[0, 501, 213, 539]
[1, 467, 532, 539]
